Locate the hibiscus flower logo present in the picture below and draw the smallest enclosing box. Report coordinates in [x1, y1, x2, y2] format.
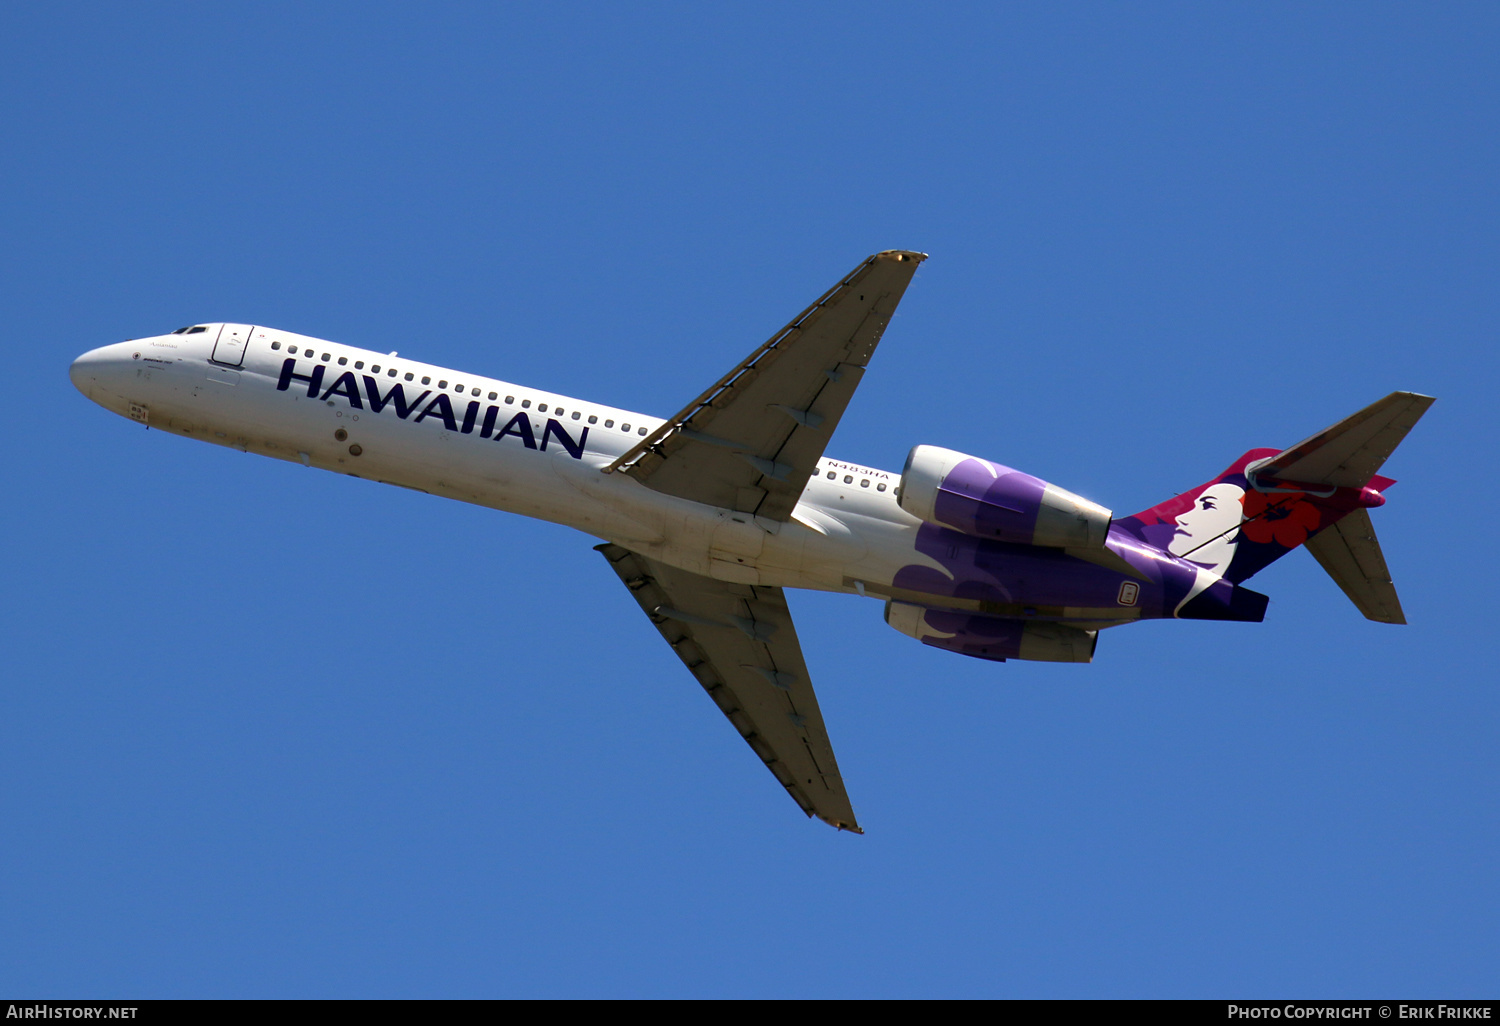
[1241, 490, 1322, 548]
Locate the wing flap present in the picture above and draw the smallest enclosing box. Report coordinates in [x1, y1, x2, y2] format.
[1305, 508, 1407, 624]
[606, 250, 925, 520]
[596, 543, 861, 832]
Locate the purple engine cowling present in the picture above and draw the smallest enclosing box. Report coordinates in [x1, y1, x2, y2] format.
[898, 445, 1113, 549]
[885, 600, 1097, 663]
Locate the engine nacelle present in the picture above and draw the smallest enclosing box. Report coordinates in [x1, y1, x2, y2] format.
[898, 445, 1112, 549]
[885, 601, 1097, 664]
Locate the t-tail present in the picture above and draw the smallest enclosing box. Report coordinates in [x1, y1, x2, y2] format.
[1114, 392, 1435, 624]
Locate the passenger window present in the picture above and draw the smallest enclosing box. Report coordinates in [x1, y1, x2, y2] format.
[554, 407, 563, 416]
[387, 368, 397, 377]
[604, 419, 614, 428]
[860, 479, 869, 488]
[322, 353, 331, 361]
[271, 341, 281, 350]
[289, 346, 299, 355]
[489, 392, 497, 400]
[638, 427, 647, 435]
[457, 384, 465, 392]
[572, 411, 581, 420]
[621, 423, 631, 432]
[587, 415, 597, 424]
[371, 364, 381, 373]
[538, 404, 548, 412]
[355, 361, 365, 370]
[338, 356, 347, 366]
[521, 400, 531, 409]
[438, 380, 448, 389]
[877, 483, 886, 492]
[827, 471, 835, 479]
[844, 475, 853, 484]
[405, 372, 414, 381]
[505, 396, 514, 404]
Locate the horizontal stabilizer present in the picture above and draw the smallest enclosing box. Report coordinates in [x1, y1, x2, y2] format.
[1304, 509, 1406, 624]
[1250, 392, 1435, 489]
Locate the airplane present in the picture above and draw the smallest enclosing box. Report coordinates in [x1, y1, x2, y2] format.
[69, 250, 1434, 833]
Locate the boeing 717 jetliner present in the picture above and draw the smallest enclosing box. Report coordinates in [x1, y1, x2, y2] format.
[70, 251, 1433, 832]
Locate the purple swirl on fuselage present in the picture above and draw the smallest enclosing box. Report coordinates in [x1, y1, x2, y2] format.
[890, 520, 1265, 625]
[892, 522, 1176, 621]
[930, 458, 1049, 544]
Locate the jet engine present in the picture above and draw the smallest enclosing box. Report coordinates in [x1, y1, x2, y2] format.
[885, 600, 1097, 663]
[898, 445, 1112, 549]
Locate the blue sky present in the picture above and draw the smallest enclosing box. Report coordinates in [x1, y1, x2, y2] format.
[3, 2, 1497, 997]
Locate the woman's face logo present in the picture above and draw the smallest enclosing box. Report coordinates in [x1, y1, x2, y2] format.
[1168, 483, 1245, 576]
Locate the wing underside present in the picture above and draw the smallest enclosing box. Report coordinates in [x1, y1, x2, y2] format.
[596, 542, 860, 832]
[605, 250, 925, 520]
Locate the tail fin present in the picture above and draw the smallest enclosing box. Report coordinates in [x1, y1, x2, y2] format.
[1114, 393, 1434, 615]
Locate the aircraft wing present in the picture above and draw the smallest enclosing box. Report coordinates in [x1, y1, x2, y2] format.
[605, 250, 925, 521]
[596, 542, 861, 832]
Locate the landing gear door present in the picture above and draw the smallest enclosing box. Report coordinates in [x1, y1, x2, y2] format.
[211, 324, 253, 367]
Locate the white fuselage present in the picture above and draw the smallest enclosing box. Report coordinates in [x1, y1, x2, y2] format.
[70, 324, 939, 597]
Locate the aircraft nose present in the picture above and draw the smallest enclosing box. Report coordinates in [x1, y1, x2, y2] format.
[70, 344, 128, 401]
[70, 348, 103, 397]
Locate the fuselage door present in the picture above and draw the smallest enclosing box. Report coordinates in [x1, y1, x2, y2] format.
[211, 323, 253, 367]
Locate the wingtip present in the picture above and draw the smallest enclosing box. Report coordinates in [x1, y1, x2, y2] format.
[875, 249, 928, 264]
[821, 816, 864, 834]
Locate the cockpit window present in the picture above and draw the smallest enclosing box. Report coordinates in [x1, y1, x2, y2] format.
[171, 326, 209, 335]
